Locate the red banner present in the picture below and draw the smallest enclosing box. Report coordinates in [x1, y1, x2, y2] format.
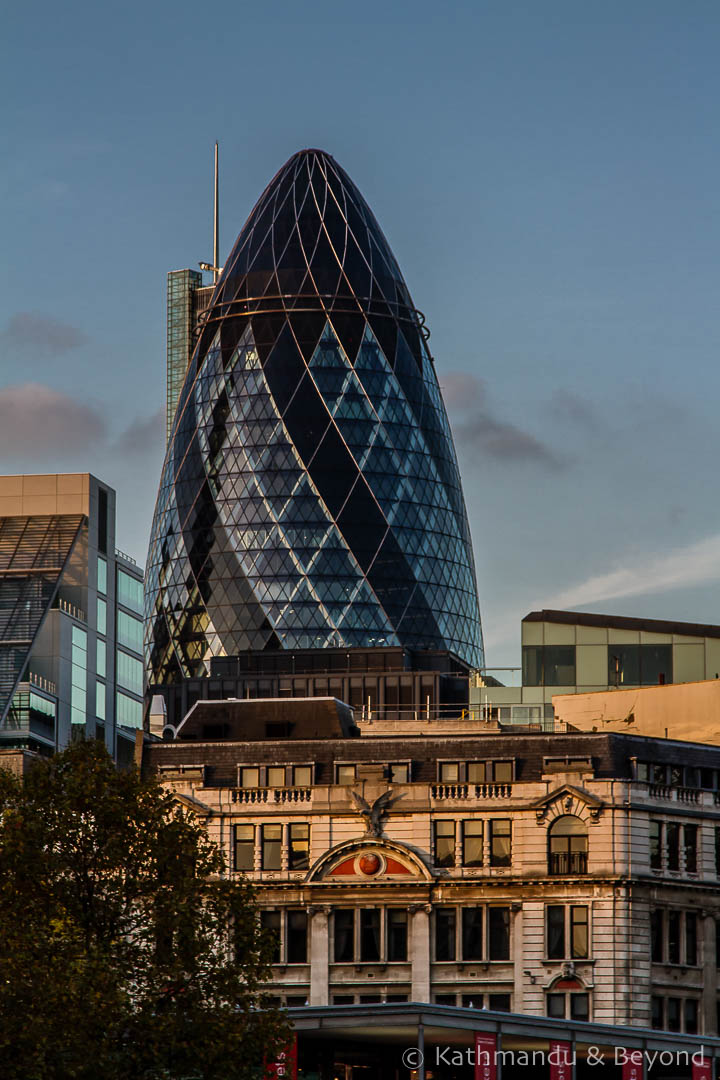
[475, 1032, 497, 1080]
[693, 1058, 712, 1080]
[549, 1040, 573, 1080]
[622, 1050, 644, 1080]
[266, 1035, 297, 1080]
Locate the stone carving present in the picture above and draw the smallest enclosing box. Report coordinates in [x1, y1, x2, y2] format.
[349, 789, 405, 837]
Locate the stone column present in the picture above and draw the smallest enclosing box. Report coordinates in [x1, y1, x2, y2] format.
[309, 906, 330, 1006]
[511, 902, 524, 1013]
[411, 904, 432, 1003]
[702, 911, 716, 1035]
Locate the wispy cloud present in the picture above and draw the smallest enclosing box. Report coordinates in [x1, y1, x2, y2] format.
[442, 371, 566, 469]
[1, 312, 89, 354]
[0, 383, 105, 459]
[111, 409, 165, 457]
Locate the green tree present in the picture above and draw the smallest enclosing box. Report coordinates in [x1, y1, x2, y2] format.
[0, 739, 289, 1080]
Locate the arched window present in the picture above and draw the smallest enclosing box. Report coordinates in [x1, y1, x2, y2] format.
[548, 816, 588, 875]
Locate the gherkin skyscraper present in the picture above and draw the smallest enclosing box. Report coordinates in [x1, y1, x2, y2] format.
[146, 149, 483, 682]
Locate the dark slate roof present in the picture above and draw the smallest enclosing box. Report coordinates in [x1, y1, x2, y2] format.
[523, 609, 720, 639]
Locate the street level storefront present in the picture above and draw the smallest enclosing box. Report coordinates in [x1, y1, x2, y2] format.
[283, 1004, 720, 1079]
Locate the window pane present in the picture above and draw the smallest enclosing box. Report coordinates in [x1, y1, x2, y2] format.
[686, 913, 697, 966]
[234, 825, 254, 871]
[547, 994, 565, 1018]
[435, 908, 456, 962]
[490, 819, 511, 867]
[667, 997, 680, 1032]
[260, 910, 280, 962]
[95, 681, 105, 721]
[267, 767, 286, 787]
[488, 994, 511, 1012]
[262, 824, 282, 870]
[488, 908, 510, 961]
[462, 820, 483, 867]
[337, 765, 355, 785]
[609, 645, 639, 687]
[570, 906, 588, 959]
[651, 910, 663, 963]
[440, 762, 459, 783]
[97, 557, 107, 595]
[651, 996, 664, 1029]
[289, 823, 310, 871]
[684, 825, 698, 873]
[668, 911, 680, 964]
[685, 999, 698, 1035]
[116, 650, 143, 695]
[117, 610, 143, 652]
[667, 823, 680, 872]
[96, 597, 107, 635]
[570, 993, 589, 1021]
[387, 909, 408, 962]
[434, 820, 456, 867]
[360, 909, 381, 962]
[334, 910, 354, 962]
[293, 765, 312, 786]
[116, 691, 142, 729]
[96, 638, 106, 678]
[390, 763, 409, 783]
[461, 907, 483, 961]
[467, 762, 485, 783]
[543, 646, 575, 686]
[547, 906, 565, 959]
[493, 761, 513, 783]
[522, 646, 543, 686]
[641, 644, 672, 686]
[241, 767, 260, 788]
[650, 821, 662, 870]
[117, 569, 143, 614]
[287, 910, 308, 963]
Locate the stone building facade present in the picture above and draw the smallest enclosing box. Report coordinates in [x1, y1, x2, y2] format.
[143, 720, 720, 1035]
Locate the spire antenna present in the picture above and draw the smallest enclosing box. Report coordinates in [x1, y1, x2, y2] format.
[213, 142, 219, 284]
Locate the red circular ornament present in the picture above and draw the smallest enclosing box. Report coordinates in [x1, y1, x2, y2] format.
[358, 853, 382, 875]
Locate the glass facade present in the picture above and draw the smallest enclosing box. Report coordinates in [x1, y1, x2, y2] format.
[146, 149, 483, 681]
[167, 269, 203, 444]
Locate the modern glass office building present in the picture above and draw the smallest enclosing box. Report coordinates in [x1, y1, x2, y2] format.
[146, 149, 483, 682]
[0, 474, 145, 760]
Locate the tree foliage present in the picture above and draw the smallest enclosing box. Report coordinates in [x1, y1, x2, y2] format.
[0, 740, 289, 1079]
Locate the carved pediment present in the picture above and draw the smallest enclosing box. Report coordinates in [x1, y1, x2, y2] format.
[307, 838, 431, 882]
[170, 792, 214, 819]
[532, 784, 604, 824]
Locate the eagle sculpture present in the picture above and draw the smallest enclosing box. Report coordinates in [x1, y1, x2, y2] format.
[349, 790, 405, 837]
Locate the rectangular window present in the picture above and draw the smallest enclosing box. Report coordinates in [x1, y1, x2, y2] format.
[95, 681, 105, 721]
[96, 597, 107, 636]
[435, 908, 456, 962]
[489, 819, 511, 867]
[651, 910, 663, 963]
[116, 691, 142, 729]
[467, 762, 485, 783]
[461, 907, 483, 961]
[684, 825, 698, 874]
[547, 993, 565, 1019]
[288, 824, 310, 871]
[462, 820, 483, 867]
[70, 626, 87, 726]
[492, 761, 513, 783]
[570, 993, 589, 1021]
[547, 906, 565, 960]
[668, 911, 681, 964]
[117, 610, 143, 652]
[334, 910, 354, 962]
[260, 910, 280, 963]
[651, 996, 664, 1029]
[488, 994, 511, 1012]
[667, 997, 681, 1032]
[434, 821, 456, 867]
[96, 638, 106, 678]
[234, 825, 254, 871]
[686, 912, 697, 966]
[116, 650, 143, 695]
[387, 909, 408, 962]
[241, 767, 260, 788]
[389, 763, 409, 783]
[267, 766, 286, 788]
[292, 765, 312, 787]
[439, 762, 460, 783]
[488, 907, 510, 961]
[650, 820, 662, 869]
[117, 569, 143, 614]
[336, 765, 355, 785]
[685, 999, 698, 1035]
[570, 906, 589, 959]
[360, 909, 381, 962]
[286, 910, 308, 964]
[667, 823, 680, 871]
[261, 825, 282, 871]
[97, 557, 107, 595]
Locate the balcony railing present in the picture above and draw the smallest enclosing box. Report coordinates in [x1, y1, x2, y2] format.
[274, 787, 311, 803]
[549, 852, 588, 876]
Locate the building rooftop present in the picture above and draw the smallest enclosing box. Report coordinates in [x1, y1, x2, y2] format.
[523, 608, 720, 639]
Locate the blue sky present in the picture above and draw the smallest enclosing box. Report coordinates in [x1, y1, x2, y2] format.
[3, 1, 720, 664]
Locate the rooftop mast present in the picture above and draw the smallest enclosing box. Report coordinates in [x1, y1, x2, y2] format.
[213, 141, 219, 284]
